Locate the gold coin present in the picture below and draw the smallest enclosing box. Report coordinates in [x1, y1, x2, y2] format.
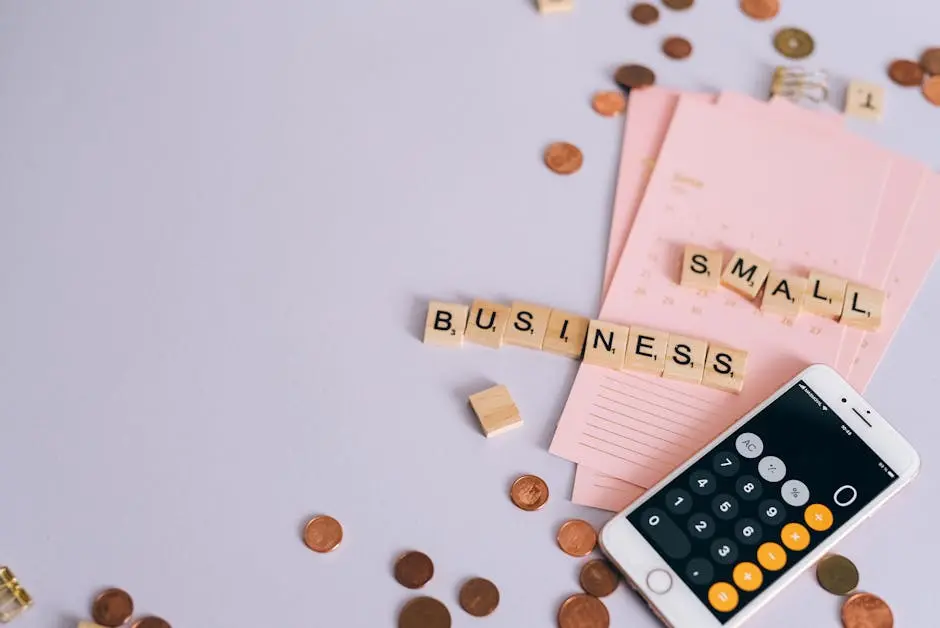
[458, 577, 500, 617]
[399, 596, 451, 628]
[663, 36, 693, 60]
[888, 59, 924, 87]
[630, 3, 659, 25]
[510, 474, 550, 510]
[815, 554, 859, 596]
[615, 64, 656, 91]
[544, 143, 583, 175]
[557, 520, 598, 557]
[592, 91, 627, 117]
[663, 0, 693, 10]
[303, 514, 343, 553]
[841, 592, 894, 628]
[132, 618, 172, 628]
[923, 76, 940, 106]
[774, 28, 815, 60]
[920, 47, 940, 76]
[740, 0, 779, 20]
[579, 559, 620, 597]
[394, 551, 435, 589]
[558, 593, 610, 628]
[92, 588, 134, 627]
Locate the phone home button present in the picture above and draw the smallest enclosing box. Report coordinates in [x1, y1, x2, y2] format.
[647, 569, 673, 594]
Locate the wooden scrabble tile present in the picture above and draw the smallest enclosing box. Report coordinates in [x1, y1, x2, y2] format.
[465, 299, 510, 348]
[761, 271, 808, 317]
[423, 301, 469, 347]
[702, 344, 748, 393]
[79, 623, 109, 628]
[803, 270, 847, 319]
[623, 326, 669, 375]
[536, 0, 573, 13]
[679, 245, 723, 291]
[542, 310, 590, 358]
[840, 283, 885, 330]
[468, 384, 522, 438]
[845, 80, 885, 122]
[503, 301, 552, 350]
[662, 335, 708, 384]
[721, 250, 772, 299]
[583, 320, 629, 370]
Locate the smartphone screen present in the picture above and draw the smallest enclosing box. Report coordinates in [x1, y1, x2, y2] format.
[626, 378, 898, 622]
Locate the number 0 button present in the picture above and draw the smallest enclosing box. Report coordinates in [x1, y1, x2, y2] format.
[708, 582, 739, 613]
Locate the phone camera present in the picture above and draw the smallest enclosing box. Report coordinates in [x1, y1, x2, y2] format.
[841, 397, 847, 403]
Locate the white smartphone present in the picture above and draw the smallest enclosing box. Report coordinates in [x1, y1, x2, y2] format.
[599, 364, 920, 628]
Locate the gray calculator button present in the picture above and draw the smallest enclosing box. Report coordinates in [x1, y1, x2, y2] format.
[640, 508, 692, 559]
[781, 479, 810, 506]
[758, 456, 787, 482]
[735, 432, 764, 459]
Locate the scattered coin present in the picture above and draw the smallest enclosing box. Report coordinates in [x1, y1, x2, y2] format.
[303, 514, 343, 553]
[888, 59, 924, 87]
[394, 551, 435, 589]
[615, 64, 656, 91]
[399, 596, 451, 628]
[510, 474, 550, 510]
[740, 0, 779, 20]
[774, 28, 815, 60]
[592, 91, 627, 117]
[920, 48, 940, 76]
[841, 592, 894, 628]
[579, 559, 620, 598]
[663, 36, 693, 60]
[92, 588, 134, 627]
[132, 618, 172, 628]
[815, 554, 859, 596]
[458, 577, 500, 617]
[630, 2, 659, 25]
[544, 143, 583, 175]
[923, 76, 940, 106]
[558, 593, 610, 628]
[663, 0, 694, 10]
[557, 519, 598, 557]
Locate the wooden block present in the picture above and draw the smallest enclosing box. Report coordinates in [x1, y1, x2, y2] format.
[78, 623, 109, 628]
[761, 271, 808, 317]
[679, 245, 723, 291]
[542, 310, 590, 358]
[662, 335, 708, 384]
[423, 301, 469, 347]
[468, 384, 522, 438]
[536, 0, 573, 13]
[803, 270, 847, 319]
[583, 320, 629, 370]
[840, 283, 885, 330]
[623, 326, 668, 375]
[465, 299, 510, 348]
[721, 250, 772, 299]
[702, 344, 748, 393]
[845, 80, 885, 122]
[503, 301, 552, 350]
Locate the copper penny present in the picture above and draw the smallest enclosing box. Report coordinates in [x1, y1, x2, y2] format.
[557, 520, 598, 557]
[92, 588, 134, 627]
[815, 554, 859, 596]
[923, 76, 940, 106]
[774, 27, 815, 60]
[394, 551, 435, 589]
[458, 577, 500, 617]
[558, 593, 610, 628]
[663, 0, 693, 10]
[510, 474, 550, 510]
[920, 48, 940, 76]
[630, 2, 659, 25]
[663, 36, 693, 60]
[740, 0, 779, 20]
[888, 59, 924, 87]
[132, 618, 171, 628]
[543, 143, 583, 176]
[614, 64, 656, 91]
[398, 596, 451, 628]
[579, 559, 620, 598]
[303, 514, 343, 553]
[841, 592, 894, 628]
[592, 91, 627, 117]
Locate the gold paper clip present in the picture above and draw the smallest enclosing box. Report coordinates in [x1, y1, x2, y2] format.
[771, 66, 829, 105]
[0, 567, 33, 623]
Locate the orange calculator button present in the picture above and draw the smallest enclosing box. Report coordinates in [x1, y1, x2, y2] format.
[781, 522, 810, 551]
[757, 542, 787, 571]
[708, 582, 739, 613]
[732, 562, 764, 592]
[804, 504, 834, 531]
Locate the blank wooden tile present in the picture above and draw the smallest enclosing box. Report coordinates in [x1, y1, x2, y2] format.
[465, 299, 510, 349]
[583, 320, 629, 370]
[623, 326, 669, 375]
[663, 335, 708, 384]
[721, 250, 772, 299]
[423, 301, 469, 347]
[803, 270, 847, 319]
[536, 0, 573, 13]
[845, 80, 885, 122]
[503, 301, 552, 350]
[702, 344, 748, 393]
[679, 245, 723, 291]
[468, 384, 522, 438]
[761, 271, 808, 317]
[840, 283, 885, 330]
[542, 310, 590, 358]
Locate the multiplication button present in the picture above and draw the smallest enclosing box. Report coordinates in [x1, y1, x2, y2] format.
[781, 523, 810, 551]
[735, 432, 763, 459]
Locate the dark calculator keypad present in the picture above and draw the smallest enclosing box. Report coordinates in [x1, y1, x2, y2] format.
[758, 500, 787, 526]
[735, 475, 763, 501]
[712, 494, 739, 520]
[666, 488, 693, 515]
[690, 469, 717, 495]
[688, 513, 715, 539]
